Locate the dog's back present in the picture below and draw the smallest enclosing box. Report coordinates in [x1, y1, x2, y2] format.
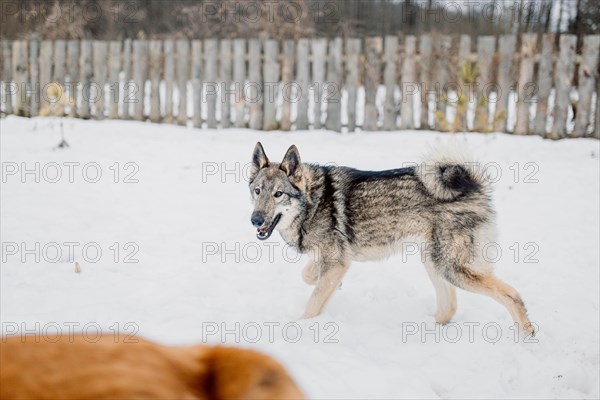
[0, 334, 304, 400]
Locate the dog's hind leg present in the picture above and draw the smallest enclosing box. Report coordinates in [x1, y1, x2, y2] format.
[431, 229, 534, 335]
[300, 261, 349, 319]
[457, 272, 534, 336]
[424, 261, 457, 324]
[439, 259, 534, 335]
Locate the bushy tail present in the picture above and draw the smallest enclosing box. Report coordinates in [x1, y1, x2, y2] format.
[416, 146, 490, 201]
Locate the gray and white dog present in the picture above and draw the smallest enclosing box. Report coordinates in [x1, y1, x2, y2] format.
[248, 142, 533, 335]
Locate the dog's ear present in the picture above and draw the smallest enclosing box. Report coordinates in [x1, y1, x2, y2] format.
[280, 145, 301, 178]
[252, 142, 269, 170]
[202, 346, 304, 400]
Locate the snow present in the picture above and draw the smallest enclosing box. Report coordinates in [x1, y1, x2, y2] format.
[1, 115, 599, 399]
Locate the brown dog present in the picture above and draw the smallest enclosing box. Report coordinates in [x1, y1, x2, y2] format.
[0, 334, 304, 400]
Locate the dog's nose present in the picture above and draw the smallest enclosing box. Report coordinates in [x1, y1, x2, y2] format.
[251, 213, 265, 227]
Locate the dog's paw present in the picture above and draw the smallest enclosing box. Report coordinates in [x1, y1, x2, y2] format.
[523, 322, 536, 337]
[434, 313, 453, 325]
[298, 311, 319, 320]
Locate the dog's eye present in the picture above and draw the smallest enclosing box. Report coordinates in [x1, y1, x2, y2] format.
[274, 191, 283, 198]
[254, 188, 260, 195]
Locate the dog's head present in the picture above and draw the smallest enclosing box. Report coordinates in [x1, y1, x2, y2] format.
[248, 142, 304, 240]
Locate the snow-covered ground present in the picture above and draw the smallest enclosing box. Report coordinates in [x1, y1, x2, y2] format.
[1, 116, 599, 399]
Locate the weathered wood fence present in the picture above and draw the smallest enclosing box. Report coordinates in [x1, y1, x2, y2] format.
[1, 34, 599, 139]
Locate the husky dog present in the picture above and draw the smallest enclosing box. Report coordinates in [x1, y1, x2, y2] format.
[248, 142, 533, 335]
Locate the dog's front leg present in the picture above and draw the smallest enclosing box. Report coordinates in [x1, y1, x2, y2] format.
[300, 261, 349, 319]
[301, 260, 318, 285]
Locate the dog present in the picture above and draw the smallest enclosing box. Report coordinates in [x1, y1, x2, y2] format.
[0, 334, 304, 399]
[248, 142, 534, 335]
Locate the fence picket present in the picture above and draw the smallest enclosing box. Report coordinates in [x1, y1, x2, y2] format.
[93, 41, 108, 119]
[13, 41, 29, 116]
[176, 40, 189, 126]
[39, 41, 53, 112]
[54, 40, 66, 85]
[191, 40, 202, 128]
[248, 39, 262, 130]
[132, 40, 148, 121]
[452, 34, 471, 132]
[311, 38, 327, 129]
[596, 73, 600, 139]
[364, 37, 382, 131]
[401, 35, 416, 130]
[474, 36, 495, 132]
[573, 35, 600, 137]
[345, 38, 361, 132]
[149, 40, 162, 123]
[2, 41, 13, 114]
[233, 39, 246, 128]
[419, 35, 432, 129]
[204, 38, 218, 129]
[383, 35, 398, 130]
[325, 37, 342, 132]
[262, 39, 279, 130]
[29, 37, 39, 117]
[534, 34, 554, 136]
[495, 35, 516, 132]
[295, 39, 310, 130]
[108, 41, 121, 119]
[220, 39, 232, 129]
[66, 40, 79, 117]
[550, 34, 577, 140]
[79, 40, 92, 119]
[163, 40, 175, 124]
[434, 35, 451, 131]
[515, 34, 536, 135]
[122, 39, 132, 119]
[280, 40, 295, 131]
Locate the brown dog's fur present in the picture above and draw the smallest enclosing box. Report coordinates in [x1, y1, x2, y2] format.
[0, 334, 304, 400]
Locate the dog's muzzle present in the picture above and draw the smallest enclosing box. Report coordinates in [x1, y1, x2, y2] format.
[255, 213, 282, 240]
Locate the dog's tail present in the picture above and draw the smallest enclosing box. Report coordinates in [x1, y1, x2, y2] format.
[416, 145, 490, 201]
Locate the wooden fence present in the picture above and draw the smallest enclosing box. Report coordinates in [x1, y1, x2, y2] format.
[1, 34, 599, 139]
